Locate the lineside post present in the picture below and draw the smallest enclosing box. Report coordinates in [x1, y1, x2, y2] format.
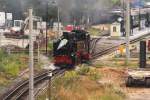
[37, 40, 40, 64]
[140, 41, 146, 68]
[47, 72, 52, 100]
[29, 8, 34, 100]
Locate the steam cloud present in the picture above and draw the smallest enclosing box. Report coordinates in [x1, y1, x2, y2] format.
[1, 0, 120, 24]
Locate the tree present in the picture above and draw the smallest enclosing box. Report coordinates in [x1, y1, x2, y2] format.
[0, 0, 7, 11]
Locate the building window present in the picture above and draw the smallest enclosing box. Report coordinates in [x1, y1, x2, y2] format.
[113, 26, 117, 32]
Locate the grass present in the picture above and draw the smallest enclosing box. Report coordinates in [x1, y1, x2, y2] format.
[76, 65, 101, 81]
[48, 41, 53, 50]
[100, 83, 125, 100]
[100, 94, 123, 100]
[0, 49, 29, 93]
[0, 49, 28, 77]
[76, 65, 90, 75]
[39, 40, 53, 52]
[87, 28, 101, 36]
[94, 57, 138, 69]
[37, 65, 125, 100]
[0, 74, 10, 87]
[47, 42, 53, 59]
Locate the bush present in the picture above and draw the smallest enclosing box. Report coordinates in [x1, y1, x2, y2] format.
[88, 69, 101, 81]
[94, 63, 104, 68]
[77, 65, 90, 75]
[63, 71, 79, 87]
[76, 65, 101, 80]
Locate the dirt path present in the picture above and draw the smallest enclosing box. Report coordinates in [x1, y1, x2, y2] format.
[98, 67, 150, 100]
[126, 88, 150, 100]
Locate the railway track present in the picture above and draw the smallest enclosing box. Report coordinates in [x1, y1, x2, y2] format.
[91, 32, 150, 59]
[2, 33, 150, 99]
[92, 45, 119, 59]
[90, 37, 119, 59]
[90, 38, 101, 54]
[1, 69, 66, 100]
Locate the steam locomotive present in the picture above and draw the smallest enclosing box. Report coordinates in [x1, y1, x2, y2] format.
[53, 30, 90, 68]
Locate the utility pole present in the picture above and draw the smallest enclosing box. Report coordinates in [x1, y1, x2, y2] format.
[57, 6, 60, 38]
[46, 2, 49, 55]
[0, 32, 2, 47]
[139, 8, 141, 30]
[125, 0, 130, 65]
[29, 8, 34, 100]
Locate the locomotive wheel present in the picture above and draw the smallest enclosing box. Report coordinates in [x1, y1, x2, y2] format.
[145, 78, 150, 87]
[126, 77, 133, 87]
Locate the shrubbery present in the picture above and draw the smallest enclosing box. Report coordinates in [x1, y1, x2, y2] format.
[41, 65, 126, 100]
[88, 68, 101, 81]
[76, 65, 90, 75]
[77, 65, 101, 81]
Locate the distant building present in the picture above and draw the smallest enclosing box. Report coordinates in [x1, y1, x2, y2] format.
[0, 12, 6, 27]
[110, 22, 122, 37]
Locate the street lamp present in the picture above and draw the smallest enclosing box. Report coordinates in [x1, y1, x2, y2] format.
[45, 0, 49, 55]
[45, 0, 60, 54]
[57, 6, 60, 37]
[122, 0, 125, 36]
[51, 0, 60, 38]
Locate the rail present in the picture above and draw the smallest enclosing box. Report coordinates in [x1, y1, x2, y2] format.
[91, 32, 150, 59]
[1, 69, 66, 100]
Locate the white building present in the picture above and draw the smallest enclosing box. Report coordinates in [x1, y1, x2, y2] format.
[110, 22, 122, 37]
[0, 12, 6, 27]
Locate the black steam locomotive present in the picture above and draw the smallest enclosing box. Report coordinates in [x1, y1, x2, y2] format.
[53, 30, 90, 68]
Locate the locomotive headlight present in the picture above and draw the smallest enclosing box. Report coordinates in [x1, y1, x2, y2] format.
[71, 53, 75, 56]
